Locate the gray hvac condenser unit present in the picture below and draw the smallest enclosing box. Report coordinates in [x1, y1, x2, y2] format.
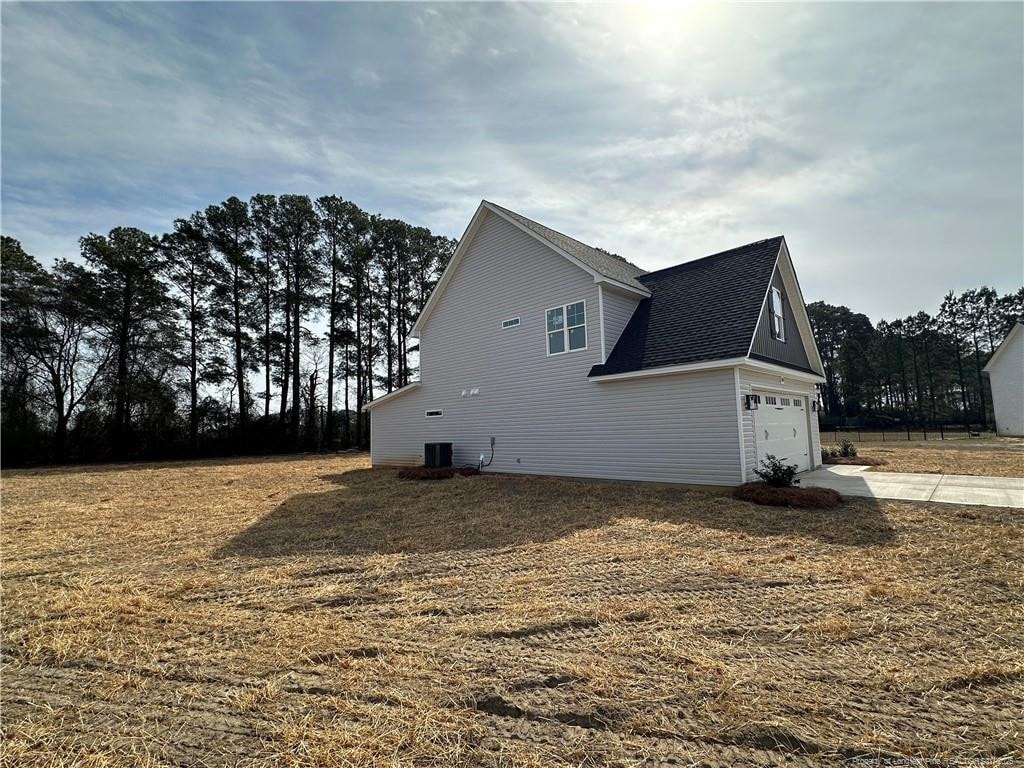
[424, 442, 452, 468]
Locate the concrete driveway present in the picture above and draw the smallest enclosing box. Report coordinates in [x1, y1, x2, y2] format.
[799, 465, 1024, 508]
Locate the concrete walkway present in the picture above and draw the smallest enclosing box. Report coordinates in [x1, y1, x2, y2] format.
[798, 465, 1024, 508]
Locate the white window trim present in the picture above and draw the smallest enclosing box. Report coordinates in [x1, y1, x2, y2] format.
[501, 316, 521, 329]
[545, 300, 588, 356]
[425, 409, 443, 418]
[771, 287, 786, 341]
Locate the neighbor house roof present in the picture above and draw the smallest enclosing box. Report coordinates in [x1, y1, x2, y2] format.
[484, 201, 649, 292]
[590, 236, 800, 376]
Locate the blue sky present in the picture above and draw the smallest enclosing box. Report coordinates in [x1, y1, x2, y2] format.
[2, 2, 1021, 321]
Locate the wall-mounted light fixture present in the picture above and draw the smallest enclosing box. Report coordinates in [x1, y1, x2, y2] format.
[744, 394, 760, 410]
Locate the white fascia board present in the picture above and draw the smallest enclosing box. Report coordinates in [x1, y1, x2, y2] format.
[362, 381, 420, 411]
[589, 355, 825, 384]
[739, 358, 826, 383]
[746, 239, 825, 377]
[409, 201, 487, 338]
[594, 275, 650, 298]
[485, 203, 651, 298]
[733, 367, 747, 483]
[589, 357, 749, 382]
[983, 322, 1023, 372]
[776, 239, 826, 375]
[411, 202, 650, 338]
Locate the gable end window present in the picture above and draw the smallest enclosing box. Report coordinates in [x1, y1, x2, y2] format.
[771, 287, 786, 341]
[501, 317, 520, 329]
[546, 301, 587, 355]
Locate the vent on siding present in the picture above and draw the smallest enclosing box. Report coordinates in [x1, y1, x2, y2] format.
[501, 317, 520, 329]
[425, 409, 443, 418]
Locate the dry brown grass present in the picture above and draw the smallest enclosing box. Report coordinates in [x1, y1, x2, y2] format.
[2, 454, 1022, 766]
[857, 437, 1024, 477]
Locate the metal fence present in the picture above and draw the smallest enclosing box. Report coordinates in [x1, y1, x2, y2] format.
[825, 426, 995, 443]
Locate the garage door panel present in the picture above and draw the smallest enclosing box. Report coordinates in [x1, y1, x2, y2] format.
[753, 392, 810, 472]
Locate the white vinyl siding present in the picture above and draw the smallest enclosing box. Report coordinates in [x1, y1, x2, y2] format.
[987, 326, 1024, 436]
[370, 210, 744, 484]
[601, 287, 641, 362]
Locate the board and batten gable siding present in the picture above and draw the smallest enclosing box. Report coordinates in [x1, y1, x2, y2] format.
[370, 209, 744, 485]
[750, 266, 812, 371]
[737, 367, 822, 481]
[600, 287, 640, 362]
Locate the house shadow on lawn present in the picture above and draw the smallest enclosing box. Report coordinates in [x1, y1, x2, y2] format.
[215, 468, 895, 559]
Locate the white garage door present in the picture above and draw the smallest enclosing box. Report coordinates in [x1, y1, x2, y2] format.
[754, 392, 810, 472]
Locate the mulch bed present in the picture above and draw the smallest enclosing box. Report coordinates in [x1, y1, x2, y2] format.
[734, 481, 842, 509]
[397, 466, 480, 481]
[824, 457, 888, 467]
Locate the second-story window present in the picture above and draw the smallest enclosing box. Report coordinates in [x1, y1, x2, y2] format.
[546, 301, 587, 355]
[771, 287, 786, 341]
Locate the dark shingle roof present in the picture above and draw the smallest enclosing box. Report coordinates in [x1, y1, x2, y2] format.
[485, 201, 648, 291]
[590, 237, 785, 377]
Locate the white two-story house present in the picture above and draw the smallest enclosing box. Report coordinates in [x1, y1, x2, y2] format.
[365, 201, 826, 486]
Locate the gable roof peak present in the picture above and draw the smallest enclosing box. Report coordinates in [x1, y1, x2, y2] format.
[481, 200, 648, 291]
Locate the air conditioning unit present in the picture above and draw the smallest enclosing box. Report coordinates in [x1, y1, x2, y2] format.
[424, 442, 453, 468]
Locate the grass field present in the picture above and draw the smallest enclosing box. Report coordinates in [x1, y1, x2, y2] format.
[2, 454, 1022, 766]
[849, 438, 1024, 477]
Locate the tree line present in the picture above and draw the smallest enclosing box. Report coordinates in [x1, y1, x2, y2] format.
[1, 195, 456, 466]
[808, 287, 1023, 429]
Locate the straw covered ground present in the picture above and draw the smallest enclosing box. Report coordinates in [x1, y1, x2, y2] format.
[854, 438, 1024, 477]
[2, 453, 1022, 766]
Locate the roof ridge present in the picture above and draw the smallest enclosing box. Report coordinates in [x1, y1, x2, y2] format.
[641, 236, 785, 279]
[483, 200, 646, 274]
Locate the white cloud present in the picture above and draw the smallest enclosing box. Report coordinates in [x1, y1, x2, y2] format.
[1, 2, 1020, 321]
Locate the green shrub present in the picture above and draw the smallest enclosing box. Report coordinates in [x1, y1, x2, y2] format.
[753, 454, 798, 487]
[838, 439, 858, 458]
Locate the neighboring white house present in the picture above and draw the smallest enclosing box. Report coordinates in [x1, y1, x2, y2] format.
[983, 322, 1024, 437]
[365, 201, 826, 486]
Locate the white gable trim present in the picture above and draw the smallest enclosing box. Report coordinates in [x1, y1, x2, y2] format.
[410, 202, 649, 338]
[362, 381, 420, 411]
[590, 357, 749, 382]
[983, 322, 1023, 373]
[409, 201, 487, 338]
[739, 357, 826, 383]
[733, 367, 747, 484]
[746, 239, 825, 376]
[483, 203, 651, 298]
[589, 356, 825, 384]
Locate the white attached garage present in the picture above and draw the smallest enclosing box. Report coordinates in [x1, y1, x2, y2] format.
[752, 391, 811, 472]
[737, 366, 823, 482]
